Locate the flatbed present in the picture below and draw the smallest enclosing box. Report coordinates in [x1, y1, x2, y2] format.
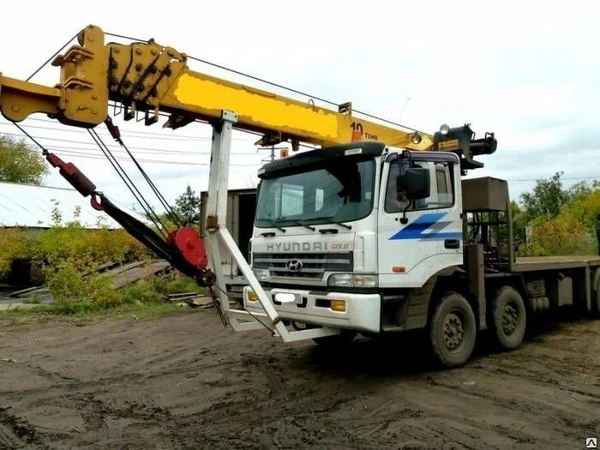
[513, 255, 600, 272]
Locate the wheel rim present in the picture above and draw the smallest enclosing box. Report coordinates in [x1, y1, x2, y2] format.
[502, 302, 519, 336]
[443, 311, 465, 351]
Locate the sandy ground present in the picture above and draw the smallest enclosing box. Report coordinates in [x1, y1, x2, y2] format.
[0, 309, 598, 450]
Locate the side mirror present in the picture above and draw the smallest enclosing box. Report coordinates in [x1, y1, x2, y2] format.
[397, 168, 430, 200]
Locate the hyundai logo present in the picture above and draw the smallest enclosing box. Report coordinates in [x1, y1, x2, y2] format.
[286, 259, 303, 272]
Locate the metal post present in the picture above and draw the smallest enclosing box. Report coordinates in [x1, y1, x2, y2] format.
[202, 111, 284, 334]
[203, 110, 342, 342]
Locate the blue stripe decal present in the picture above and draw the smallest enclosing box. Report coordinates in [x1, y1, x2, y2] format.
[389, 212, 462, 241]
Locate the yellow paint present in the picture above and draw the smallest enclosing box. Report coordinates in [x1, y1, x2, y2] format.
[173, 73, 339, 139]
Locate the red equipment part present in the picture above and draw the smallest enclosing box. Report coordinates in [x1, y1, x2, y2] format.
[167, 227, 208, 271]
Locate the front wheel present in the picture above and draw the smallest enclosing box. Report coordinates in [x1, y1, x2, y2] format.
[429, 292, 477, 369]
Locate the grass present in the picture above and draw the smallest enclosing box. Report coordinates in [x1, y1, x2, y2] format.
[0, 271, 210, 330]
[0, 299, 203, 330]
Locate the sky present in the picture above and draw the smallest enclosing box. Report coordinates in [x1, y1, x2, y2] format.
[0, 0, 599, 216]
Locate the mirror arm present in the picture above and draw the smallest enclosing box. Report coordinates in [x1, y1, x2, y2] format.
[400, 200, 413, 224]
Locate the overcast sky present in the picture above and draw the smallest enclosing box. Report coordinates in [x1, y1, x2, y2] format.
[1, 0, 599, 216]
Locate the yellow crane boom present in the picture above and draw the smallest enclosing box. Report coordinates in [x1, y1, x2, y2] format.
[0, 24, 431, 150]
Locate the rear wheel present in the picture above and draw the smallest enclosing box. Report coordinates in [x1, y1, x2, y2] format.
[429, 292, 477, 369]
[489, 286, 527, 351]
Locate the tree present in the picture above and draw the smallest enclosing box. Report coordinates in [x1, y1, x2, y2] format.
[520, 171, 570, 223]
[517, 174, 600, 257]
[173, 184, 201, 226]
[510, 200, 526, 243]
[0, 135, 49, 185]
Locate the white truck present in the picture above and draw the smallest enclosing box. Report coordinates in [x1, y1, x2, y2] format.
[244, 126, 600, 368]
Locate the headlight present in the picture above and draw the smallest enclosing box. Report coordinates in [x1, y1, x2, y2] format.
[253, 268, 270, 281]
[439, 123, 450, 135]
[327, 273, 378, 288]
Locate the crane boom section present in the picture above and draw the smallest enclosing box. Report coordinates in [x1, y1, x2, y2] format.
[0, 76, 60, 122]
[0, 25, 432, 150]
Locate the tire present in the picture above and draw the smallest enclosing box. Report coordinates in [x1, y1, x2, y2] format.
[429, 292, 477, 369]
[489, 285, 527, 351]
[313, 330, 356, 346]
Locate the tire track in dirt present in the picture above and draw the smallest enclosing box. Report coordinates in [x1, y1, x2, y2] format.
[0, 311, 598, 449]
[0, 407, 52, 450]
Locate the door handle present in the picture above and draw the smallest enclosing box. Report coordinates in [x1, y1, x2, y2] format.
[444, 239, 460, 249]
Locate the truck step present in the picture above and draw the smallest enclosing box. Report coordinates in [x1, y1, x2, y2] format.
[381, 324, 404, 332]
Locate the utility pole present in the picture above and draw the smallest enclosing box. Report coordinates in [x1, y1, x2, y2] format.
[257, 145, 288, 164]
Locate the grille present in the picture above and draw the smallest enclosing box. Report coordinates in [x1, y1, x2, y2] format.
[252, 252, 353, 279]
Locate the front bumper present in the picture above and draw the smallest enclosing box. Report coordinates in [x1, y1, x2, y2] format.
[243, 286, 381, 334]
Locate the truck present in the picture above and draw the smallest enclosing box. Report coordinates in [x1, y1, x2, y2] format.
[1, 24, 598, 369]
[244, 134, 600, 368]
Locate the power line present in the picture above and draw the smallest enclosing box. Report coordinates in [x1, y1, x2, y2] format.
[0, 130, 260, 156]
[42, 145, 260, 159]
[2, 130, 596, 177]
[104, 31, 428, 136]
[0, 133, 264, 167]
[36, 150, 263, 167]
[508, 176, 599, 182]
[0, 117, 254, 142]
[26, 30, 81, 81]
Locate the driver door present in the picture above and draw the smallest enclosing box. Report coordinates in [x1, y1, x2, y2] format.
[377, 154, 463, 288]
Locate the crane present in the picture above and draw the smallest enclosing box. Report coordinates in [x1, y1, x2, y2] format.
[0, 24, 497, 343]
[0, 26, 433, 149]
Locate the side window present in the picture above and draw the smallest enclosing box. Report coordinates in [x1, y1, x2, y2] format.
[384, 160, 454, 213]
[433, 163, 453, 208]
[384, 161, 402, 212]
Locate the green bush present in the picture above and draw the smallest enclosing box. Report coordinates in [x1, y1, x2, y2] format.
[516, 176, 599, 257]
[0, 228, 31, 278]
[0, 199, 209, 315]
[42, 261, 202, 314]
[0, 203, 152, 284]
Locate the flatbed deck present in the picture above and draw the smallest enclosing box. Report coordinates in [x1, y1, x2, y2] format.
[513, 255, 600, 272]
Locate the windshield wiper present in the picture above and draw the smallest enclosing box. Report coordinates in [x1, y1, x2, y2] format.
[309, 216, 352, 230]
[261, 219, 286, 232]
[289, 220, 316, 231]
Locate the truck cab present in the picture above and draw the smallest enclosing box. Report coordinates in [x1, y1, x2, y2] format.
[244, 140, 464, 336]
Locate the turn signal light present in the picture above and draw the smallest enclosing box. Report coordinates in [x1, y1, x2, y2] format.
[330, 300, 346, 312]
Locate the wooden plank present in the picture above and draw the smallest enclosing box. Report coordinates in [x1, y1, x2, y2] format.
[111, 260, 171, 289]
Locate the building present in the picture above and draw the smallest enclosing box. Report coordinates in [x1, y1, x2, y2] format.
[0, 181, 150, 229]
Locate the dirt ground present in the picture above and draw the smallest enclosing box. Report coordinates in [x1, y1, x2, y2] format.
[0, 309, 598, 450]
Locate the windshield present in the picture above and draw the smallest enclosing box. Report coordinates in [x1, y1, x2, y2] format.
[255, 157, 375, 228]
